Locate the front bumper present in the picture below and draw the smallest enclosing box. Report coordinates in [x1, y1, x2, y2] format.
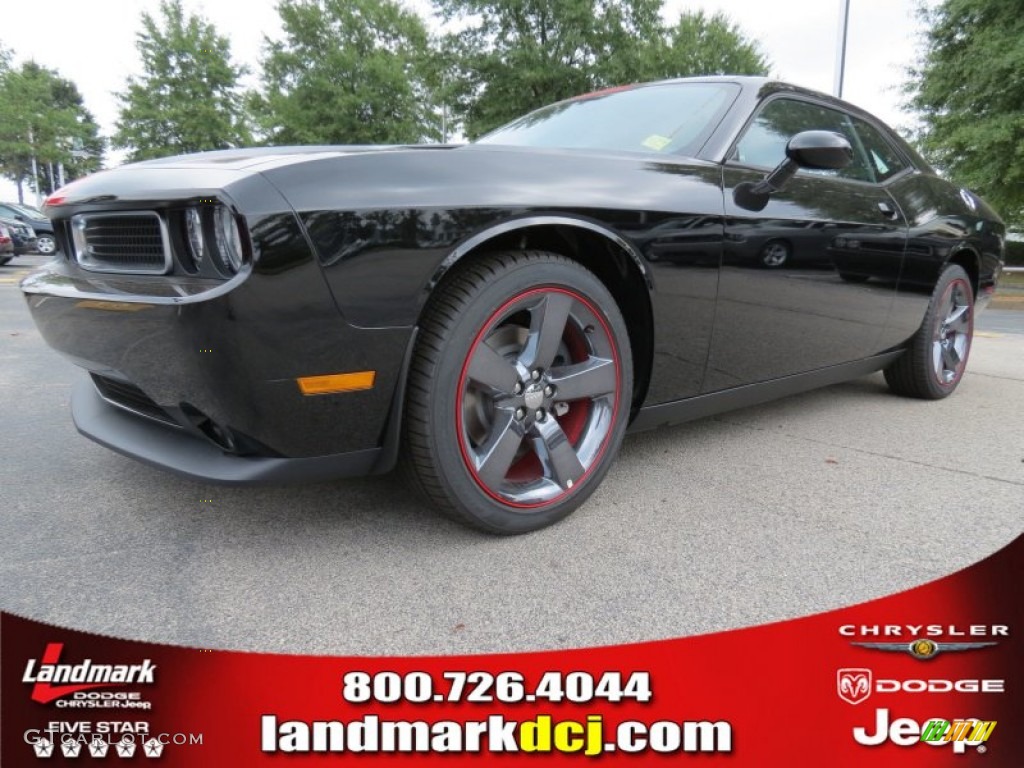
[22, 208, 413, 476]
[72, 378, 382, 484]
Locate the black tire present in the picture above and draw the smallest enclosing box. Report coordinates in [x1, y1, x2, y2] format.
[760, 239, 790, 268]
[403, 250, 633, 534]
[0, 256, 11, 266]
[884, 264, 974, 400]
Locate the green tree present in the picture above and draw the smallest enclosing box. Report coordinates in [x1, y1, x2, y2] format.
[0, 60, 104, 199]
[437, 0, 663, 139]
[255, 0, 435, 145]
[907, 0, 1024, 227]
[437, 1, 768, 139]
[651, 11, 768, 80]
[114, 0, 252, 162]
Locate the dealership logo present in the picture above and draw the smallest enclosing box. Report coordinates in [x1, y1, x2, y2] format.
[838, 625, 1006, 660]
[850, 638, 997, 660]
[837, 668, 1004, 704]
[22, 643, 156, 704]
[838, 669, 872, 705]
[853, 708, 996, 753]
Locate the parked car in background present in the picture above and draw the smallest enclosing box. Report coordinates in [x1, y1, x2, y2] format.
[20, 77, 1005, 533]
[0, 216, 38, 255]
[0, 223, 14, 265]
[0, 202, 57, 255]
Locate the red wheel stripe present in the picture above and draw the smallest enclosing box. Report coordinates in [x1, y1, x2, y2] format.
[455, 286, 621, 510]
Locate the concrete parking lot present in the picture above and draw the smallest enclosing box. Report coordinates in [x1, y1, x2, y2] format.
[2, 253, 1021, 655]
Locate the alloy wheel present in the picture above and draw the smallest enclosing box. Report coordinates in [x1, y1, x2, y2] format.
[35, 235, 56, 255]
[761, 241, 788, 267]
[456, 287, 620, 508]
[932, 278, 972, 386]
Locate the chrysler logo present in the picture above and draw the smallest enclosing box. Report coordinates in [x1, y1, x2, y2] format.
[838, 668, 872, 705]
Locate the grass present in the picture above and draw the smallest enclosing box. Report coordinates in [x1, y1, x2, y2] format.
[999, 270, 1024, 289]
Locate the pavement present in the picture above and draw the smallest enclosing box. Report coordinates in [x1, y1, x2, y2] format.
[1, 254, 1021, 655]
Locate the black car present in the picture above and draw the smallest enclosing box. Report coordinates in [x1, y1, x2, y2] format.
[22, 77, 1004, 533]
[0, 202, 57, 255]
[0, 216, 38, 256]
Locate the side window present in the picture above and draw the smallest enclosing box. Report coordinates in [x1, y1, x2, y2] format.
[848, 117, 908, 182]
[731, 99, 875, 183]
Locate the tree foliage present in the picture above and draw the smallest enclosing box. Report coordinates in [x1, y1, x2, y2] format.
[654, 11, 769, 80]
[0, 60, 103, 197]
[114, 0, 252, 162]
[908, 0, 1024, 227]
[436, 0, 768, 138]
[255, 0, 435, 145]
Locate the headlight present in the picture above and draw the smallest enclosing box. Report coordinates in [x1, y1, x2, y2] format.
[185, 207, 204, 269]
[214, 206, 243, 274]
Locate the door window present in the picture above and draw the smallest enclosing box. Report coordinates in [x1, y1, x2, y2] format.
[731, 98, 876, 183]
[848, 117, 908, 182]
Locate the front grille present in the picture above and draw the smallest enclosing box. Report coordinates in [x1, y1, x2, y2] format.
[91, 374, 180, 428]
[72, 212, 171, 274]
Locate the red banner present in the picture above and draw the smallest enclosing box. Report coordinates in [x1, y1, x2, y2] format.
[3, 534, 1021, 765]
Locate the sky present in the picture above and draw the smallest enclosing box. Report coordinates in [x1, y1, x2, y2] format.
[0, 0, 936, 203]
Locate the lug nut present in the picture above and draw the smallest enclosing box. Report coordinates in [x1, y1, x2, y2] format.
[515, 407, 526, 421]
[544, 385, 553, 397]
[513, 382, 523, 395]
[536, 409, 546, 422]
[531, 370, 541, 381]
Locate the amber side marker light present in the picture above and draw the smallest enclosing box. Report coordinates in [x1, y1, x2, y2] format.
[297, 371, 376, 395]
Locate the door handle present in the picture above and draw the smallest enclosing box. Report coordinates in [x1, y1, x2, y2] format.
[877, 201, 899, 220]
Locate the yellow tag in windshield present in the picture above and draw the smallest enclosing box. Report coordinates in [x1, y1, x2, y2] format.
[641, 134, 672, 151]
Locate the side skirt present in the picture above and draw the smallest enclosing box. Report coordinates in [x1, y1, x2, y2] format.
[628, 351, 904, 433]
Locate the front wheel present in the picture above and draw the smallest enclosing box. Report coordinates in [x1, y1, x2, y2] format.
[35, 235, 57, 255]
[760, 239, 790, 268]
[403, 251, 633, 533]
[884, 263, 974, 399]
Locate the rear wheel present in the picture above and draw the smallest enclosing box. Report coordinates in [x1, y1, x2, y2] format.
[403, 251, 632, 533]
[884, 264, 973, 399]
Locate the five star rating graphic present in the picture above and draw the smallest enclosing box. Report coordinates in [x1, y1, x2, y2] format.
[31, 735, 168, 758]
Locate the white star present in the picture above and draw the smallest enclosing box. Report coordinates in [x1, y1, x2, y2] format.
[33, 737, 54, 758]
[89, 738, 110, 758]
[143, 738, 165, 757]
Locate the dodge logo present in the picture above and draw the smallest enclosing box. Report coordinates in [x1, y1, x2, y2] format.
[838, 668, 872, 705]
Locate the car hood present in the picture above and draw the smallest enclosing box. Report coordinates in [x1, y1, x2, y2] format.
[44, 143, 718, 215]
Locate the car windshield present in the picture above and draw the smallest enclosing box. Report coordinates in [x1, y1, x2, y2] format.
[476, 82, 739, 157]
[9, 202, 44, 218]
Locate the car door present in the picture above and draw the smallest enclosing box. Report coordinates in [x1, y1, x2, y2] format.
[704, 97, 909, 392]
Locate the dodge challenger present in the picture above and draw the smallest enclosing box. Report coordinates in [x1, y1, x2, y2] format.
[21, 77, 1004, 533]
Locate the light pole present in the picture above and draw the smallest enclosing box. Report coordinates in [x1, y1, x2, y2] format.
[834, 0, 851, 98]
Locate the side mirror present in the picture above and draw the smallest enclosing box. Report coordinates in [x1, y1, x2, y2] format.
[786, 130, 854, 170]
[734, 130, 854, 211]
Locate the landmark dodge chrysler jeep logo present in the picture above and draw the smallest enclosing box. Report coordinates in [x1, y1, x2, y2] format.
[22, 643, 156, 704]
